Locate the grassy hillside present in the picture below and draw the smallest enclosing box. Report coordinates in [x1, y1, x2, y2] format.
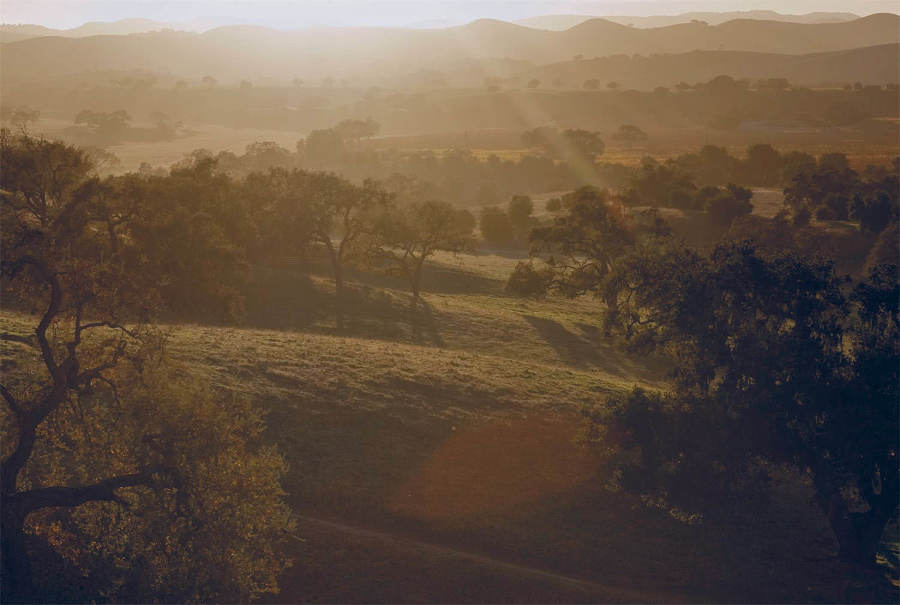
[5, 248, 895, 602]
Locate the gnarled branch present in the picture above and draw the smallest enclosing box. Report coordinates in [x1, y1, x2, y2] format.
[9, 469, 165, 515]
[0, 332, 37, 348]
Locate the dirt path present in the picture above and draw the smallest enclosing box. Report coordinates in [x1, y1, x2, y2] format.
[289, 514, 681, 603]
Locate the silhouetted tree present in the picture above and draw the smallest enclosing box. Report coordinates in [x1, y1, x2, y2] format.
[588, 243, 898, 568]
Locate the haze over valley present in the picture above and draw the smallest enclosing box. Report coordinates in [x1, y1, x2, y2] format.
[1, 1, 898, 603]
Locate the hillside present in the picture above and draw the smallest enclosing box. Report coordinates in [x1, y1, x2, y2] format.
[0, 246, 878, 602]
[2, 14, 898, 84]
[0, 18, 175, 43]
[520, 44, 900, 89]
[516, 11, 861, 30]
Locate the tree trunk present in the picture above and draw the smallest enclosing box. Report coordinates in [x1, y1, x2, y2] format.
[410, 258, 424, 311]
[1, 505, 32, 603]
[334, 262, 345, 332]
[830, 508, 893, 567]
[817, 476, 897, 568]
[602, 290, 619, 336]
[324, 240, 344, 331]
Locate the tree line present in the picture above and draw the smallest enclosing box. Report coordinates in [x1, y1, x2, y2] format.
[623, 147, 899, 233]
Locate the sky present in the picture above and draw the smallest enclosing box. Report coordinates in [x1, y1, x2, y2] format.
[1, 0, 897, 29]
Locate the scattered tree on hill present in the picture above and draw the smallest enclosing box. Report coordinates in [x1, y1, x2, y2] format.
[149, 111, 182, 139]
[742, 144, 781, 186]
[308, 177, 391, 329]
[612, 124, 648, 147]
[583, 79, 600, 90]
[528, 187, 640, 331]
[562, 129, 605, 160]
[506, 261, 551, 298]
[521, 127, 604, 162]
[247, 168, 389, 330]
[376, 200, 474, 305]
[335, 118, 380, 143]
[74, 110, 132, 142]
[300, 128, 345, 167]
[702, 184, 754, 227]
[521, 126, 556, 150]
[508, 194, 535, 242]
[622, 158, 696, 209]
[780, 151, 817, 186]
[242, 141, 294, 173]
[756, 77, 790, 92]
[479, 206, 514, 246]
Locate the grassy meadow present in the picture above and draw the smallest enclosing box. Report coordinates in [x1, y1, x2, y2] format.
[5, 249, 893, 603]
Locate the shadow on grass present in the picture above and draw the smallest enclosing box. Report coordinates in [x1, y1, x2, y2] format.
[521, 315, 668, 382]
[523, 315, 597, 369]
[410, 300, 446, 347]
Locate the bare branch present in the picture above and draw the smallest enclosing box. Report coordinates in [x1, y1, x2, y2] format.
[77, 321, 140, 340]
[11, 469, 165, 514]
[75, 342, 127, 386]
[0, 333, 37, 348]
[0, 383, 22, 417]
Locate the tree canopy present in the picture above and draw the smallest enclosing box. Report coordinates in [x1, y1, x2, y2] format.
[588, 243, 898, 567]
[0, 131, 292, 601]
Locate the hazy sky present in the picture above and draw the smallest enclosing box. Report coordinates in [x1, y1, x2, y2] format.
[2, 0, 897, 29]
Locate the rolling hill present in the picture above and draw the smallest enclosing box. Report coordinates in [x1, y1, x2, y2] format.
[518, 44, 900, 89]
[0, 246, 873, 602]
[0, 18, 176, 43]
[515, 10, 861, 30]
[2, 14, 898, 84]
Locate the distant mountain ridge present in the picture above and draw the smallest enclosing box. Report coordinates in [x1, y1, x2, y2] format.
[517, 44, 900, 90]
[2, 14, 898, 84]
[0, 18, 179, 43]
[515, 11, 862, 30]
